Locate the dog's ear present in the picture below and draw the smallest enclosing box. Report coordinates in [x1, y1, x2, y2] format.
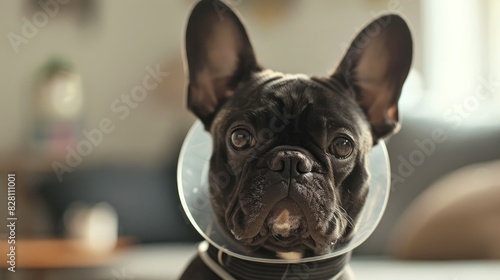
[334, 14, 412, 142]
[185, 0, 260, 130]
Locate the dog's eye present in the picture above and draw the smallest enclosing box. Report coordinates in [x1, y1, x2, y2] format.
[230, 129, 253, 150]
[329, 137, 353, 158]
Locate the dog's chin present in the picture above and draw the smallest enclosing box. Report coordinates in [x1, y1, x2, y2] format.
[227, 198, 343, 255]
[262, 199, 311, 252]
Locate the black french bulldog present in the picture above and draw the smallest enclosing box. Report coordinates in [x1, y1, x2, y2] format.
[180, 1, 412, 279]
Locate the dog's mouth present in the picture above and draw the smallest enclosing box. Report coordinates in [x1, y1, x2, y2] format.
[228, 197, 336, 253]
[262, 198, 315, 251]
[223, 150, 351, 254]
[265, 198, 306, 239]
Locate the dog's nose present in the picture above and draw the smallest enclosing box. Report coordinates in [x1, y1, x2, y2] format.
[268, 151, 312, 177]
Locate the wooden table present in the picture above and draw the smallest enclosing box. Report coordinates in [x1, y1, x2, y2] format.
[0, 238, 133, 279]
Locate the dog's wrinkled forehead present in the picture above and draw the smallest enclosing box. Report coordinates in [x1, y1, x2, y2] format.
[213, 72, 366, 136]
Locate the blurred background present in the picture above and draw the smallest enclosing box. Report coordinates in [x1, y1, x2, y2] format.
[1, 0, 499, 279]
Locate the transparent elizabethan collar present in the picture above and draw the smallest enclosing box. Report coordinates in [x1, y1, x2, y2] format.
[178, 121, 391, 264]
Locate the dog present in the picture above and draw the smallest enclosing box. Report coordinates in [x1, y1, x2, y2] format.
[180, 1, 412, 279]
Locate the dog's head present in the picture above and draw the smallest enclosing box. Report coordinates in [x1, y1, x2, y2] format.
[184, 1, 412, 256]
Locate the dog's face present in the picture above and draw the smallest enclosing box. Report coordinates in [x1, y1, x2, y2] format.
[184, 1, 412, 256]
[205, 75, 374, 255]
